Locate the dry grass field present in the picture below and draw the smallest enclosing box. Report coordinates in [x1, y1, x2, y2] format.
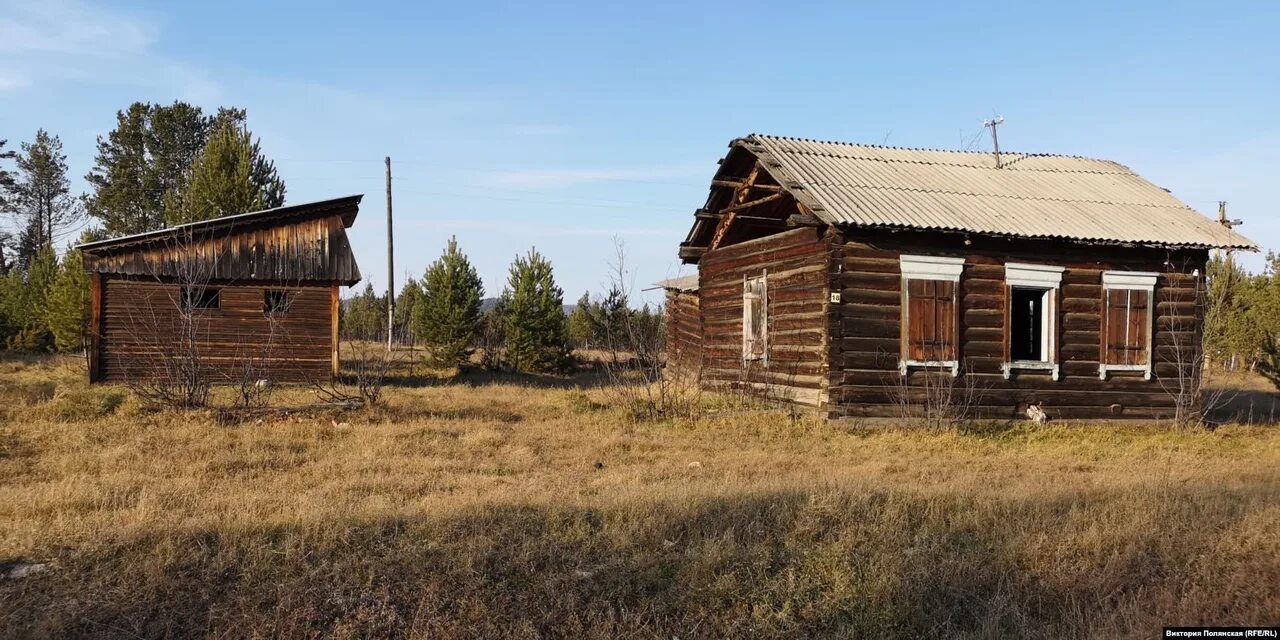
[0, 355, 1278, 639]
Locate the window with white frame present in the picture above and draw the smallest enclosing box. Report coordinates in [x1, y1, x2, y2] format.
[742, 273, 767, 362]
[1002, 262, 1065, 380]
[899, 255, 964, 375]
[1100, 271, 1157, 380]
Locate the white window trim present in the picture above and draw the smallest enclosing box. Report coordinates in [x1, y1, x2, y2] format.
[900, 254, 964, 282]
[742, 271, 768, 364]
[1099, 271, 1158, 381]
[1002, 263, 1065, 381]
[899, 255, 964, 376]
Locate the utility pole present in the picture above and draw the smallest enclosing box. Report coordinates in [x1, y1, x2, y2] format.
[385, 156, 395, 352]
[983, 116, 1004, 168]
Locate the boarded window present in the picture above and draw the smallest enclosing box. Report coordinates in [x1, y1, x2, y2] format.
[264, 290, 293, 315]
[742, 274, 767, 362]
[905, 279, 956, 362]
[179, 286, 220, 311]
[1104, 288, 1150, 365]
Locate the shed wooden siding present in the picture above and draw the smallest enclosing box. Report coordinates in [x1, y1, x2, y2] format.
[83, 215, 360, 285]
[698, 227, 830, 406]
[828, 229, 1206, 420]
[664, 289, 703, 374]
[96, 278, 336, 384]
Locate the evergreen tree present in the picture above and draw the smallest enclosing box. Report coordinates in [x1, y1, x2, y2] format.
[592, 285, 630, 350]
[342, 283, 387, 341]
[10, 130, 81, 266]
[0, 245, 57, 350]
[501, 248, 570, 373]
[567, 292, 595, 349]
[44, 247, 90, 352]
[414, 237, 484, 366]
[393, 278, 425, 343]
[0, 138, 15, 217]
[84, 102, 271, 235]
[164, 120, 285, 225]
[86, 102, 208, 235]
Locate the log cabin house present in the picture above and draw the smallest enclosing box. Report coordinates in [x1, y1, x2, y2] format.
[77, 195, 363, 384]
[665, 135, 1256, 419]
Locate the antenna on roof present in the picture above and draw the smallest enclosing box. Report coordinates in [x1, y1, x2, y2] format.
[1216, 201, 1244, 261]
[983, 116, 1004, 168]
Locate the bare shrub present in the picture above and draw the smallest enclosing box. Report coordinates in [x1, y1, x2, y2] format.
[597, 239, 701, 421]
[886, 359, 985, 430]
[1159, 264, 1234, 427]
[121, 236, 220, 410]
[310, 335, 401, 409]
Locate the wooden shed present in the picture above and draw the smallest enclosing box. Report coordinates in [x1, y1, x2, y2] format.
[673, 135, 1257, 419]
[77, 195, 363, 384]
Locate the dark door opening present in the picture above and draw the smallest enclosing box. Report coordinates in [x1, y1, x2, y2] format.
[1010, 287, 1046, 361]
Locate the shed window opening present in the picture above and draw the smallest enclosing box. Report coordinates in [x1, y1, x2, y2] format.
[898, 255, 965, 376]
[742, 273, 768, 362]
[1099, 271, 1158, 380]
[264, 290, 293, 315]
[179, 286, 220, 312]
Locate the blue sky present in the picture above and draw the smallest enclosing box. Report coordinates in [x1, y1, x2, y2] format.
[2, 0, 1277, 303]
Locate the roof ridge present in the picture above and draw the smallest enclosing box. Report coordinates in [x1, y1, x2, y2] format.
[745, 132, 1126, 167]
[798, 181, 1195, 209]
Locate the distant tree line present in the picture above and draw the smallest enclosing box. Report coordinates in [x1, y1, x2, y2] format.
[0, 101, 285, 352]
[341, 238, 661, 375]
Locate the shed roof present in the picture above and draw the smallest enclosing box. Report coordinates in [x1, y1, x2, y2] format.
[655, 274, 699, 292]
[714, 134, 1255, 250]
[77, 195, 364, 285]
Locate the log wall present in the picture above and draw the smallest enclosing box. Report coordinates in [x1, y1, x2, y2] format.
[97, 277, 337, 384]
[664, 289, 703, 375]
[698, 227, 831, 406]
[828, 228, 1208, 420]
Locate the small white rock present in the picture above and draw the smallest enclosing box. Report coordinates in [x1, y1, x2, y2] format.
[3, 562, 48, 580]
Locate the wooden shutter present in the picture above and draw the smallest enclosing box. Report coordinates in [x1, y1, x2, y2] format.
[907, 279, 956, 362]
[1104, 289, 1150, 365]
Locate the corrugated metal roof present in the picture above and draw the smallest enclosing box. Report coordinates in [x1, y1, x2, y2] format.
[740, 135, 1256, 250]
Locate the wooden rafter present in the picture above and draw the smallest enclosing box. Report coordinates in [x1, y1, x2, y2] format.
[709, 164, 761, 250]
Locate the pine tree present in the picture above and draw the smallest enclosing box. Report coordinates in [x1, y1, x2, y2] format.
[501, 248, 570, 373]
[341, 283, 387, 341]
[0, 245, 57, 351]
[10, 130, 82, 267]
[84, 102, 276, 235]
[592, 285, 630, 350]
[164, 120, 285, 225]
[0, 138, 15, 218]
[393, 278, 425, 344]
[414, 237, 484, 367]
[567, 292, 595, 349]
[85, 102, 209, 235]
[44, 247, 90, 352]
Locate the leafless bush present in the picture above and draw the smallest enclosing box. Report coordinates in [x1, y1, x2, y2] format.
[311, 335, 401, 409]
[228, 289, 295, 409]
[597, 240, 701, 421]
[121, 235, 221, 410]
[886, 359, 986, 430]
[1159, 264, 1234, 427]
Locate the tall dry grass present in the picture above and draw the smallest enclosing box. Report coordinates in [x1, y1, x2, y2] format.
[0, 357, 1277, 638]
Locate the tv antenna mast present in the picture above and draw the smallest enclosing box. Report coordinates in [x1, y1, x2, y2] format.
[983, 116, 1004, 168]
